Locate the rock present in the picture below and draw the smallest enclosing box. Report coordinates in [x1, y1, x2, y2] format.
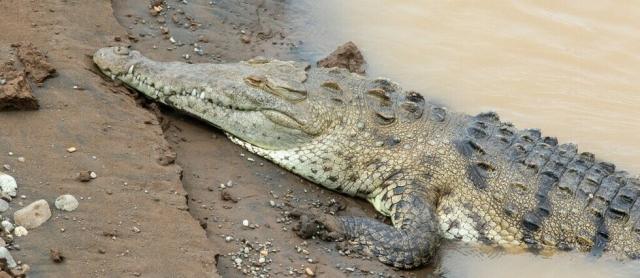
[0, 61, 39, 111]
[66, 147, 77, 153]
[1, 221, 13, 233]
[9, 263, 29, 277]
[54, 194, 79, 211]
[0, 172, 17, 197]
[197, 35, 209, 43]
[240, 34, 251, 44]
[305, 267, 315, 277]
[317, 41, 366, 74]
[13, 199, 51, 229]
[50, 248, 64, 263]
[75, 171, 92, 182]
[220, 190, 238, 203]
[0, 247, 16, 268]
[155, 145, 176, 166]
[13, 226, 27, 237]
[14, 42, 56, 84]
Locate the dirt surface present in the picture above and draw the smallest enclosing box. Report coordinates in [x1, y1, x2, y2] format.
[0, 0, 429, 277]
[0, 0, 215, 277]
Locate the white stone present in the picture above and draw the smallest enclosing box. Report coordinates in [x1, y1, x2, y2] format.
[13, 226, 27, 237]
[0, 247, 16, 268]
[55, 194, 79, 212]
[0, 199, 9, 212]
[0, 172, 17, 197]
[90, 172, 97, 179]
[14, 199, 51, 229]
[1, 220, 13, 233]
[242, 219, 249, 227]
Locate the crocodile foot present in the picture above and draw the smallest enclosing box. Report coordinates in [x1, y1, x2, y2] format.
[291, 209, 346, 241]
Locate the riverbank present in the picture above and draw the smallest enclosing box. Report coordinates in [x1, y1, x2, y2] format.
[0, 1, 423, 277]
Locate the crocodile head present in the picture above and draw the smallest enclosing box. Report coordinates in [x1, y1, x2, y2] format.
[94, 46, 334, 150]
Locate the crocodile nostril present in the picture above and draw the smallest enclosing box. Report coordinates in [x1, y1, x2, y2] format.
[114, 46, 129, 55]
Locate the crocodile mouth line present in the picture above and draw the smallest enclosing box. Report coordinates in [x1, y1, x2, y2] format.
[100, 67, 251, 113]
[99, 66, 305, 129]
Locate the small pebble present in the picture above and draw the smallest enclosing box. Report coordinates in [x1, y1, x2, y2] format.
[55, 194, 79, 212]
[242, 219, 249, 227]
[16, 157, 25, 163]
[1, 221, 13, 233]
[0, 247, 16, 268]
[66, 147, 77, 153]
[0, 199, 9, 212]
[13, 226, 27, 237]
[0, 173, 17, 197]
[305, 267, 315, 276]
[50, 249, 64, 263]
[76, 171, 92, 182]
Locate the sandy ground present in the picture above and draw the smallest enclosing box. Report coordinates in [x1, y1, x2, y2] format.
[0, 0, 430, 277]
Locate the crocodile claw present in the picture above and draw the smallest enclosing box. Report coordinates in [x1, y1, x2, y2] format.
[290, 209, 345, 241]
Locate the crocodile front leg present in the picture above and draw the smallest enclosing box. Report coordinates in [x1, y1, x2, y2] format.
[296, 180, 441, 269]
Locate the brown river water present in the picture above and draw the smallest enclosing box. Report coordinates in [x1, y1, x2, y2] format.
[286, 1, 640, 277]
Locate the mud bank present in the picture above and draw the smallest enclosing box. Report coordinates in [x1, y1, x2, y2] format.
[0, 0, 431, 277]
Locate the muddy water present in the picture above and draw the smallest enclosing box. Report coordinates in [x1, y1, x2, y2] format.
[286, 1, 640, 277]
[290, 1, 640, 173]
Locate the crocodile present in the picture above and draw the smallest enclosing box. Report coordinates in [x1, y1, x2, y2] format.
[94, 46, 640, 269]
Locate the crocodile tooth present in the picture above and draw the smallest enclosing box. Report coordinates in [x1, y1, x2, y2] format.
[128, 64, 134, 75]
[111, 74, 116, 80]
[200, 92, 205, 99]
[191, 88, 197, 96]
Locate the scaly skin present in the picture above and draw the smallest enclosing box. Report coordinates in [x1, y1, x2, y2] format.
[94, 46, 640, 269]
